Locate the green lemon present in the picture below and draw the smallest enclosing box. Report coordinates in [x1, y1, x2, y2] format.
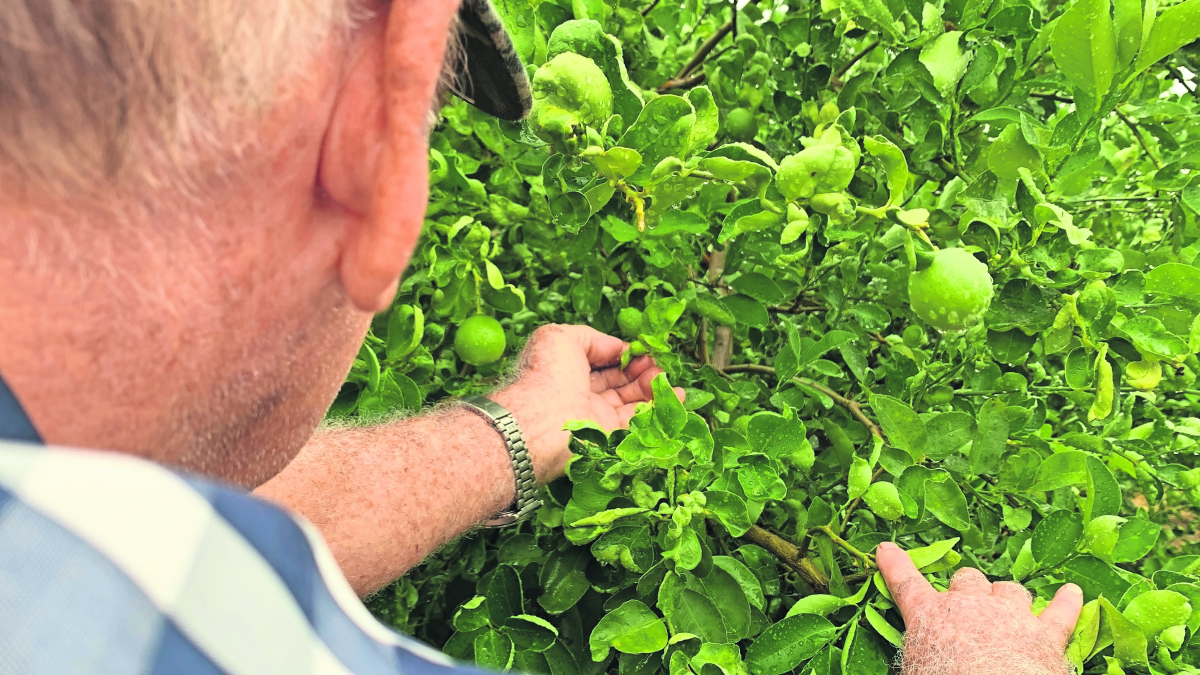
[617, 307, 644, 339]
[723, 107, 758, 142]
[908, 248, 995, 331]
[530, 53, 613, 150]
[454, 314, 506, 366]
[776, 145, 856, 200]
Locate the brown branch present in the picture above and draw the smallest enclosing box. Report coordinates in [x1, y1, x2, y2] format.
[657, 71, 706, 94]
[741, 525, 829, 592]
[1116, 109, 1163, 170]
[814, 524, 875, 570]
[720, 364, 884, 441]
[1029, 92, 1074, 104]
[640, 0, 661, 16]
[708, 248, 733, 369]
[673, 18, 735, 81]
[831, 39, 881, 85]
[699, 317, 710, 366]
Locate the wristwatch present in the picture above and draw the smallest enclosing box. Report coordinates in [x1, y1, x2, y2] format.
[461, 395, 542, 527]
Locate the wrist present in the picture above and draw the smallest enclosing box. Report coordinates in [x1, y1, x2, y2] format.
[449, 404, 517, 515]
[490, 381, 568, 483]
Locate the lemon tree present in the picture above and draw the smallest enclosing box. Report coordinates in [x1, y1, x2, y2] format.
[336, 1, 1200, 672]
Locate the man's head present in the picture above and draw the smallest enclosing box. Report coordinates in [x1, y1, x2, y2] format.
[0, 0, 468, 487]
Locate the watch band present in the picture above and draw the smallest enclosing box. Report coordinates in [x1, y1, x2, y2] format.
[461, 395, 542, 527]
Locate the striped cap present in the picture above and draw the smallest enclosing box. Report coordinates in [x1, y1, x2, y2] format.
[449, 0, 533, 121]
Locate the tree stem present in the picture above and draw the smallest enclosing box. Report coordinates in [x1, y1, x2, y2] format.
[720, 364, 884, 441]
[741, 525, 830, 592]
[1116, 110, 1163, 170]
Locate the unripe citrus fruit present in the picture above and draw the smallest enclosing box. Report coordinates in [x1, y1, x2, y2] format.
[776, 145, 856, 200]
[618, 307, 644, 339]
[723, 107, 758, 142]
[454, 314, 506, 366]
[908, 248, 994, 331]
[530, 53, 612, 148]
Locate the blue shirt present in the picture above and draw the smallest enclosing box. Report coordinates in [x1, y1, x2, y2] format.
[0, 376, 494, 675]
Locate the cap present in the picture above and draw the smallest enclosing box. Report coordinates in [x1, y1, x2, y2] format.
[449, 0, 533, 121]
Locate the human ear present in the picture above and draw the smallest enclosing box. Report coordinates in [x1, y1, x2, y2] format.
[321, 0, 460, 313]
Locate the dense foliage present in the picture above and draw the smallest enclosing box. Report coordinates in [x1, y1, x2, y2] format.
[340, 0, 1200, 672]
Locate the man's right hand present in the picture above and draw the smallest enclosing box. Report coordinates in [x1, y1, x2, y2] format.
[491, 324, 683, 483]
[875, 541, 1084, 675]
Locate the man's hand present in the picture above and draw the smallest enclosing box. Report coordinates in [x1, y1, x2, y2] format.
[876, 541, 1084, 675]
[491, 324, 683, 482]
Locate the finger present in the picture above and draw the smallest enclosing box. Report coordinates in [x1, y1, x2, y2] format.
[948, 567, 991, 595]
[622, 355, 657, 380]
[1039, 583, 1084, 650]
[591, 366, 632, 394]
[675, 387, 687, 404]
[567, 325, 627, 368]
[613, 400, 650, 426]
[611, 366, 662, 404]
[875, 542, 935, 618]
[991, 581, 1032, 609]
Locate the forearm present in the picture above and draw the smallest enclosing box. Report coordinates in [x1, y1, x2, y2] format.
[254, 404, 515, 596]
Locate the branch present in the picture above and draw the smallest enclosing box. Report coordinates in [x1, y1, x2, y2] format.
[720, 364, 884, 441]
[673, 18, 735, 81]
[1029, 92, 1074, 104]
[640, 0, 661, 16]
[839, 467, 885, 531]
[741, 525, 829, 592]
[831, 39, 880, 85]
[657, 71, 707, 94]
[814, 524, 876, 570]
[1116, 110, 1163, 170]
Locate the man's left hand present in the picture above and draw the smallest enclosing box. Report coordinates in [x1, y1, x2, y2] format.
[491, 324, 683, 482]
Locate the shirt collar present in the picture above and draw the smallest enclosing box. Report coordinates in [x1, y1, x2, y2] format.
[0, 374, 42, 444]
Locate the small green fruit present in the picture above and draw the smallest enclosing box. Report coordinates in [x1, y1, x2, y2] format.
[530, 53, 613, 151]
[618, 307, 644, 339]
[776, 145, 856, 200]
[454, 314, 506, 366]
[723, 107, 758, 142]
[908, 248, 994, 331]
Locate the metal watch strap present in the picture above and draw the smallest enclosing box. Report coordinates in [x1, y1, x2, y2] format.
[462, 395, 541, 527]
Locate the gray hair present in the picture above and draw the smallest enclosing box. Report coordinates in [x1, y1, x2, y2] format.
[0, 0, 359, 196]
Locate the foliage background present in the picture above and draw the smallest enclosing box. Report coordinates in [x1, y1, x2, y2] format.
[335, 0, 1200, 671]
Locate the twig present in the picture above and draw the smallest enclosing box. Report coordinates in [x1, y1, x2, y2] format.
[657, 71, 707, 93]
[640, 0, 661, 16]
[831, 39, 881, 85]
[709, 248, 733, 370]
[741, 525, 829, 592]
[1029, 92, 1074, 104]
[1116, 110, 1163, 169]
[840, 467, 885, 531]
[1066, 197, 1174, 203]
[814, 524, 876, 569]
[700, 317, 710, 366]
[1166, 64, 1199, 99]
[769, 304, 827, 313]
[720, 364, 884, 441]
[673, 18, 735, 81]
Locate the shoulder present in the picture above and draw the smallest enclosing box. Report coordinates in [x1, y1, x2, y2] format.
[0, 441, 468, 675]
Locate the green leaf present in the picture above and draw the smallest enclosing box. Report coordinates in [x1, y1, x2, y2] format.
[745, 615, 837, 675]
[1099, 597, 1149, 668]
[386, 305, 424, 360]
[1144, 262, 1200, 300]
[1111, 517, 1160, 563]
[869, 395, 928, 461]
[700, 565, 753, 640]
[747, 412, 810, 463]
[503, 615, 560, 652]
[988, 124, 1043, 180]
[925, 479, 971, 531]
[863, 482, 905, 520]
[737, 456, 788, 501]
[589, 600, 669, 661]
[863, 136, 909, 207]
[490, 0, 536, 63]
[547, 20, 644, 131]
[652, 373, 687, 437]
[686, 87, 720, 155]
[487, 565, 525, 624]
[906, 537, 962, 570]
[618, 96, 696, 183]
[713, 555, 767, 610]
[925, 412, 975, 460]
[1063, 555, 1133, 602]
[671, 589, 728, 643]
[919, 32, 974, 98]
[1032, 510, 1085, 568]
[1029, 451, 1089, 492]
[706, 490, 754, 537]
[1050, 0, 1117, 103]
[1085, 456, 1122, 520]
[539, 548, 590, 614]
[1134, 0, 1200, 71]
[864, 605, 904, 647]
[1112, 0, 1143, 69]
[848, 457, 872, 500]
[475, 630, 516, 670]
[729, 273, 787, 305]
[1123, 590, 1192, 638]
[969, 398, 1010, 475]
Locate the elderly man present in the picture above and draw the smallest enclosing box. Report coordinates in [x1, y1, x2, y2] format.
[0, 0, 1079, 672]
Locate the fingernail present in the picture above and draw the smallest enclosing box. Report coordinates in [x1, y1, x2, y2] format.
[1064, 583, 1082, 596]
[877, 541, 898, 552]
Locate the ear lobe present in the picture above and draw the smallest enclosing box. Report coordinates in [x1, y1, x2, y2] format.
[329, 0, 460, 313]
